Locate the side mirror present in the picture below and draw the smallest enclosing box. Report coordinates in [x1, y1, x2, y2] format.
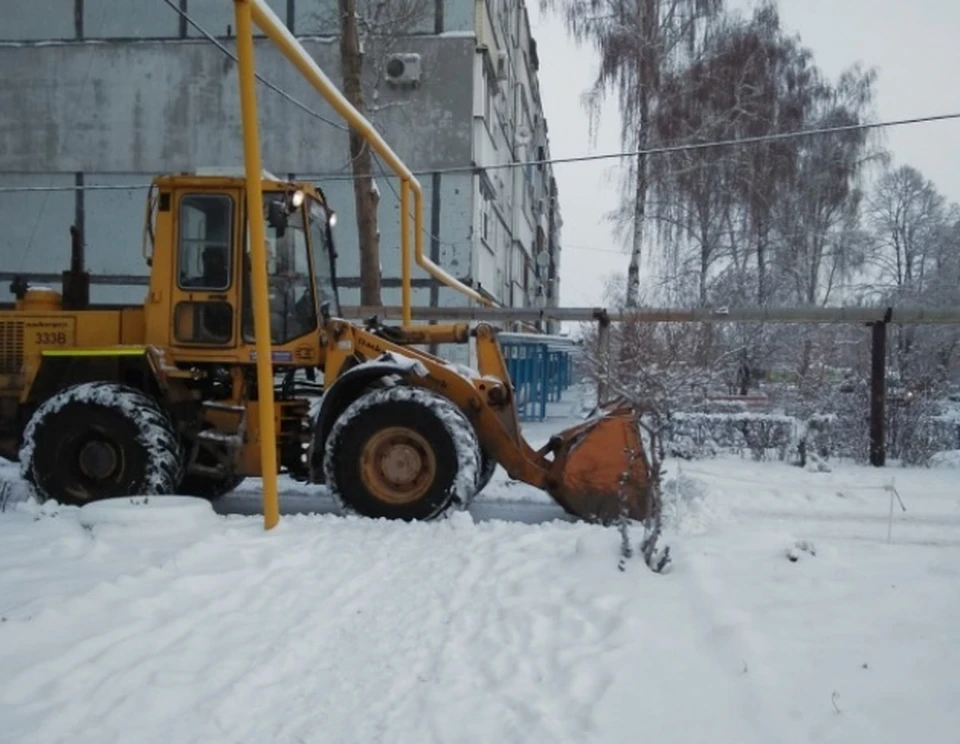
[266, 200, 288, 237]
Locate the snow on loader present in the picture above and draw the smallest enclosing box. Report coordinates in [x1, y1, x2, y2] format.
[0, 0, 652, 524]
[0, 174, 651, 522]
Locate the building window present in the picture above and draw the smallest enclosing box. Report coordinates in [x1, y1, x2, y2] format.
[481, 196, 494, 246]
[484, 72, 495, 127]
[478, 62, 497, 129]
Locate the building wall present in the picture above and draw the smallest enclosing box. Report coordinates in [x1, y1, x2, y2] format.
[470, 0, 561, 326]
[0, 0, 562, 355]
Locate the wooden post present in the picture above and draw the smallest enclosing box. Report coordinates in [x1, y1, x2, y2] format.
[869, 311, 891, 467]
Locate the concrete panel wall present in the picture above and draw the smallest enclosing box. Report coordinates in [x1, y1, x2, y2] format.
[185, 0, 288, 38]
[1, 1, 75, 41]
[0, 0, 558, 350]
[0, 169, 477, 300]
[0, 36, 473, 174]
[442, 0, 476, 33]
[0, 173, 75, 282]
[83, 174, 155, 275]
[84, 0, 178, 39]
[300, 173, 435, 284]
[0, 174, 152, 305]
[0, 1, 477, 42]
[292, 0, 474, 36]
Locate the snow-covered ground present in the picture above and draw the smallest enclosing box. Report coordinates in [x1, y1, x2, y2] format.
[1, 391, 958, 744]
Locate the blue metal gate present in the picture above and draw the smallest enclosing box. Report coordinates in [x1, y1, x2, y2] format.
[498, 332, 578, 421]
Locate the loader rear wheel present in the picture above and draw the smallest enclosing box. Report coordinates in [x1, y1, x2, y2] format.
[323, 386, 481, 521]
[19, 382, 183, 506]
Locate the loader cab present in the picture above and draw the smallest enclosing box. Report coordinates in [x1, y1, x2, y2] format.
[145, 174, 339, 360]
[243, 188, 341, 345]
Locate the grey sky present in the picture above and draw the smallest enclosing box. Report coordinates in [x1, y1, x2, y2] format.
[528, 0, 960, 307]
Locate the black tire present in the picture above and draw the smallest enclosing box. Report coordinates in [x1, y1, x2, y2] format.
[19, 382, 183, 506]
[178, 472, 245, 500]
[323, 386, 481, 521]
[477, 448, 497, 494]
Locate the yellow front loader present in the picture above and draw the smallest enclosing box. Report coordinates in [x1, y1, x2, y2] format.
[0, 0, 653, 524]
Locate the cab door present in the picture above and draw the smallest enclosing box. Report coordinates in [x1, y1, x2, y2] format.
[170, 190, 242, 351]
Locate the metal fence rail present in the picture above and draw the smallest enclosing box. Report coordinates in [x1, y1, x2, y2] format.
[340, 304, 960, 325]
[5, 273, 960, 325]
[5, 273, 960, 452]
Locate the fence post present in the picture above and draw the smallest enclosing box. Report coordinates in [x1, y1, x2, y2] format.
[554, 351, 563, 401]
[595, 309, 611, 404]
[869, 310, 891, 467]
[539, 344, 549, 420]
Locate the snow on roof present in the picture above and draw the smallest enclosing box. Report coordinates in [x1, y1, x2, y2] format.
[191, 167, 284, 180]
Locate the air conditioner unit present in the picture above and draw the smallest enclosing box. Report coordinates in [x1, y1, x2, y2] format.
[495, 50, 509, 81]
[385, 53, 422, 87]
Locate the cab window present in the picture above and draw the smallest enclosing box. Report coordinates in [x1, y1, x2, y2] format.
[178, 194, 233, 291]
[241, 195, 317, 345]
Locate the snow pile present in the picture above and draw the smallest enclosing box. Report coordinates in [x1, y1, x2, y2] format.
[372, 350, 430, 378]
[660, 466, 728, 535]
[78, 496, 221, 536]
[0, 474, 31, 512]
[927, 449, 960, 469]
[442, 361, 482, 380]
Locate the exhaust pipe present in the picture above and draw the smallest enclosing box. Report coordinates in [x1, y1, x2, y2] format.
[61, 224, 90, 310]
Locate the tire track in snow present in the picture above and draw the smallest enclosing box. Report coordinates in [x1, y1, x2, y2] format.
[223, 523, 484, 744]
[677, 549, 803, 744]
[2, 527, 317, 711]
[416, 526, 633, 743]
[1, 511, 801, 744]
[1, 531, 330, 742]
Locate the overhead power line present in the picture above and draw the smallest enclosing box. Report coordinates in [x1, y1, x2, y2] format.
[1, 107, 957, 195]
[253, 109, 960, 181]
[456, 109, 960, 175]
[158, 0, 347, 132]
[0, 183, 150, 193]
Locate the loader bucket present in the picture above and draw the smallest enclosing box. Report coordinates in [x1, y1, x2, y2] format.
[543, 401, 652, 524]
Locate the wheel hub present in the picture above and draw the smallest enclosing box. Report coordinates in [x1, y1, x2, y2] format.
[360, 427, 437, 505]
[77, 439, 120, 481]
[380, 443, 423, 485]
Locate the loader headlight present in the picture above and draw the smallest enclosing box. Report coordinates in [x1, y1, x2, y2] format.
[290, 190, 305, 208]
[328, 211, 337, 228]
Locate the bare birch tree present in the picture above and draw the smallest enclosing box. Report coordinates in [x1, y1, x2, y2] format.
[540, 0, 723, 308]
[867, 165, 960, 393]
[868, 165, 947, 295]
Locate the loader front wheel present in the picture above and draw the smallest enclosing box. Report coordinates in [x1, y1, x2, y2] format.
[477, 449, 497, 494]
[323, 386, 481, 521]
[19, 382, 183, 506]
